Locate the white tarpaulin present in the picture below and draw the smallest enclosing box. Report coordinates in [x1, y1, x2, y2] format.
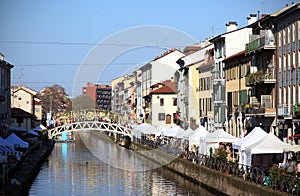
[34, 124, 47, 130]
[151, 125, 169, 136]
[132, 123, 154, 138]
[163, 125, 184, 137]
[245, 132, 291, 154]
[5, 133, 29, 148]
[188, 126, 207, 151]
[205, 129, 238, 143]
[233, 127, 268, 151]
[176, 127, 194, 139]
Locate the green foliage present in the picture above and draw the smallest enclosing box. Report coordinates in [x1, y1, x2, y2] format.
[72, 95, 95, 111]
[213, 147, 227, 160]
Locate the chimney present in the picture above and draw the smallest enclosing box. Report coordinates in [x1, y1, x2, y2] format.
[226, 21, 238, 32]
[247, 14, 257, 25]
[0, 53, 4, 61]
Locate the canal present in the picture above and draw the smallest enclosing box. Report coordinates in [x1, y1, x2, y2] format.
[29, 132, 216, 195]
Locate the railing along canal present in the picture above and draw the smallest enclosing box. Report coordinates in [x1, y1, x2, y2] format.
[133, 137, 300, 195]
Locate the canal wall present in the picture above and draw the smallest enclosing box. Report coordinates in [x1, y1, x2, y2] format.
[3, 139, 54, 195]
[131, 142, 287, 196]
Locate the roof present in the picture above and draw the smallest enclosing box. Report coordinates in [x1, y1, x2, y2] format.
[150, 81, 177, 94]
[13, 86, 37, 95]
[11, 108, 35, 118]
[223, 50, 245, 62]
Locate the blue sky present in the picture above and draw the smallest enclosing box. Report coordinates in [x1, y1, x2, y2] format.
[0, 0, 295, 97]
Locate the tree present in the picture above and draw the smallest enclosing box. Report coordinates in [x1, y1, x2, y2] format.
[72, 95, 95, 111]
[37, 84, 72, 116]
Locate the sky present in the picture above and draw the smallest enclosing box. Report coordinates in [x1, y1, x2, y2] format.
[0, 0, 296, 97]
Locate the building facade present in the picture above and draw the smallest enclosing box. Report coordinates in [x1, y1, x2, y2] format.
[11, 86, 42, 121]
[210, 21, 252, 131]
[275, 3, 300, 142]
[0, 53, 13, 125]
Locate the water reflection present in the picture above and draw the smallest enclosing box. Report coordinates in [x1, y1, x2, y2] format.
[29, 133, 216, 196]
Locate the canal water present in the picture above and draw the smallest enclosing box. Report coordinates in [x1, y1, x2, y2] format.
[29, 132, 216, 196]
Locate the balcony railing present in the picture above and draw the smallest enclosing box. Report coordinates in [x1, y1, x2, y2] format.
[245, 69, 276, 86]
[245, 33, 275, 53]
[277, 105, 290, 116]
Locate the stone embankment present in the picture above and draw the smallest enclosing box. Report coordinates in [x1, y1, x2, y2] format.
[131, 142, 287, 196]
[3, 139, 54, 195]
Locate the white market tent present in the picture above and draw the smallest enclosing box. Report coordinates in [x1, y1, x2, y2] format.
[245, 132, 291, 154]
[188, 126, 207, 152]
[233, 127, 268, 151]
[176, 127, 194, 139]
[201, 129, 238, 155]
[150, 125, 169, 136]
[24, 129, 39, 136]
[244, 132, 291, 166]
[34, 124, 47, 130]
[284, 144, 300, 152]
[5, 133, 29, 148]
[232, 127, 268, 166]
[158, 125, 184, 137]
[132, 123, 155, 139]
[205, 129, 238, 143]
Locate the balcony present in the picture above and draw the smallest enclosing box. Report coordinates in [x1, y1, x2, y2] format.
[245, 69, 276, 86]
[245, 95, 276, 117]
[277, 105, 291, 117]
[245, 30, 275, 54]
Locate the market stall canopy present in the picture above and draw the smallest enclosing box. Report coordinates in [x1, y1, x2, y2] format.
[233, 127, 268, 151]
[205, 129, 238, 143]
[34, 124, 47, 130]
[0, 137, 13, 147]
[176, 128, 195, 139]
[188, 126, 207, 145]
[5, 133, 29, 148]
[245, 132, 291, 154]
[164, 125, 184, 137]
[132, 123, 154, 138]
[150, 125, 169, 136]
[284, 145, 300, 152]
[24, 129, 39, 136]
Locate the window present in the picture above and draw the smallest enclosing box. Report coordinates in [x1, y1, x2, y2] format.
[166, 114, 171, 124]
[160, 98, 164, 106]
[173, 98, 177, 106]
[158, 113, 165, 121]
[288, 69, 291, 85]
[284, 70, 286, 87]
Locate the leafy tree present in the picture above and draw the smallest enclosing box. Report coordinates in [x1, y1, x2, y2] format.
[72, 95, 95, 111]
[37, 84, 72, 116]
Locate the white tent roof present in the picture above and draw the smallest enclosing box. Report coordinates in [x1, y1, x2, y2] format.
[176, 128, 195, 139]
[34, 124, 47, 130]
[205, 129, 238, 143]
[233, 127, 268, 151]
[164, 125, 184, 137]
[0, 137, 13, 147]
[150, 125, 169, 136]
[284, 145, 300, 152]
[5, 133, 29, 148]
[188, 126, 207, 146]
[25, 129, 39, 136]
[245, 133, 291, 154]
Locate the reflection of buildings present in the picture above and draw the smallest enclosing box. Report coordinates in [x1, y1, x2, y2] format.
[0, 53, 13, 125]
